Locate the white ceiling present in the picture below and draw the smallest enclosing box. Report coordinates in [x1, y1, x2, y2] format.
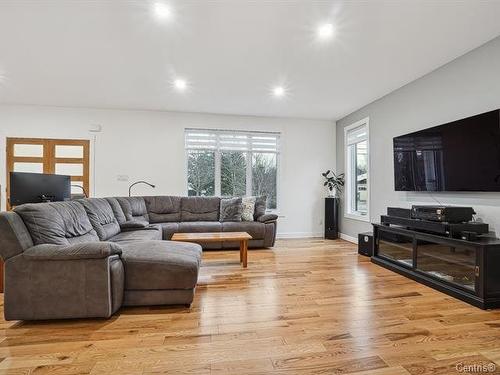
[1, 0, 500, 120]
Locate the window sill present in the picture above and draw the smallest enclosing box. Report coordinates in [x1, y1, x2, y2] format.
[344, 212, 370, 223]
[266, 209, 282, 216]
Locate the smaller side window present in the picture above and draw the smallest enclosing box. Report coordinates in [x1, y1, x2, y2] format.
[344, 119, 369, 221]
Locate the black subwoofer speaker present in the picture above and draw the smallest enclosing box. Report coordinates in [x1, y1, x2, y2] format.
[358, 232, 373, 256]
[325, 197, 339, 239]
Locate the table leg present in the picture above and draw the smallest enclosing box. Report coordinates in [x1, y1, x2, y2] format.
[242, 240, 248, 268]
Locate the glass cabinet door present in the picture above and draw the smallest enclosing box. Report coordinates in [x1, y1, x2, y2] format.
[416, 240, 476, 291]
[377, 230, 414, 267]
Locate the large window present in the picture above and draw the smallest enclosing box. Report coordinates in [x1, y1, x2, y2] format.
[185, 129, 280, 209]
[345, 119, 369, 221]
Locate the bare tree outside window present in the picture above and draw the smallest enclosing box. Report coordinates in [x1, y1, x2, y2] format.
[187, 150, 215, 196]
[221, 151, 246, 197]
[252, 153, 277, 209]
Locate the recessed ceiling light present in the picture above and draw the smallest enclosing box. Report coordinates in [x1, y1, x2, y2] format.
[174, 79, 187, 91]
[273, 86, 285, 97]
[317, 23, 334, 39]
[153, 2, 171, 19]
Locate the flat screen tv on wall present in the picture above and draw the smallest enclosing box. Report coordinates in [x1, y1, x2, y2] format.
[393, 109, 500, 192]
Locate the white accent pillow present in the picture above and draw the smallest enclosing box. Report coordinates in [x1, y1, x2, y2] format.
[241, 197, 256, 221]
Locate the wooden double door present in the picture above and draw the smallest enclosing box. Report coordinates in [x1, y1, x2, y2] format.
[6, 137, 90, 209]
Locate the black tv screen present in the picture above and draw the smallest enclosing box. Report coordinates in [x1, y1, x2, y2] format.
[393, 109, 500, 192]
[10, 172, 71, 206]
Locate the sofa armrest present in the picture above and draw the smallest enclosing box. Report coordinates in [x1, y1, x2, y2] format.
[23, 242, 122, 261]
[120, 220, 149, 231]
[5, 244, 124, 320]
[257, 214, 278, 223]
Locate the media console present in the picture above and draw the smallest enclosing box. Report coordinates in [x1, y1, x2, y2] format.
[372, 223, 500, 309]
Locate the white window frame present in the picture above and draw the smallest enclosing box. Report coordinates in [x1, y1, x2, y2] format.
[344, 117, 370, 222]
[184, 128, 281, 211]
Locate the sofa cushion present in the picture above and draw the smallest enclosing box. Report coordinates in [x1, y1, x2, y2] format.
[120, 240, 202, 290]
[179, 221, 222, 233]
[144, 196, 182, 223]
[222, 221, 265, 239]
[241, 197, 256, 221]
[109, 226, 162, 243]
[116, 197, 149, 223]
[181, 197, 220, 221]
[79, 198, 121, 241]
[14, 201, 98, 245]
[254, 195, 267, 220]
[219, 197, 243, 222]
[159, 222, 179, 240]
[105, 197, 127, 224]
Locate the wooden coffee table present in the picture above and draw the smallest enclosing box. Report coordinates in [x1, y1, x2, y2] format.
[171, 232, 252, 268]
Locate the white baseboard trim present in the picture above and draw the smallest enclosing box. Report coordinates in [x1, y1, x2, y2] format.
[339, 233, 358, 244]
[277, 232, 323, 239]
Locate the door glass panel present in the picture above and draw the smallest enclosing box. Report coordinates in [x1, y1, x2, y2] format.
[13, 144, 43, 157]
[55, 145, 84, 158]
[55, 163, 83, 176]
[378, 230, 413, 267]
[13, 162, 43, 173]
[416, 240, 475, 290]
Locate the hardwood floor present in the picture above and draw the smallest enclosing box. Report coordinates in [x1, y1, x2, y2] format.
[1, 238, 500, 374]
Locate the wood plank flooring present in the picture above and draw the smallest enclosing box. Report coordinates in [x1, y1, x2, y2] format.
[1, 238, 500, 374]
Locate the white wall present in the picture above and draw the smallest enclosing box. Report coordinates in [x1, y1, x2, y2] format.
[336, 35, 500, 238]
[0, 105, 335, 238]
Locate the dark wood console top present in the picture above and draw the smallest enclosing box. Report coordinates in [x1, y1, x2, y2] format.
[373, 223, 500, 247]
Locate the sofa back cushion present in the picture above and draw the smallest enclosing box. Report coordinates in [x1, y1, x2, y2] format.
[116, 197, 149, 223]
[181, 197, 220, 222]
[14, 201, 99, 245]
[79, 198, 121, 241]
[105, 197, 127, 224]
[219, 197, 243, 222]
[254, 195, 267, 220]
[143, 196, 182, 223]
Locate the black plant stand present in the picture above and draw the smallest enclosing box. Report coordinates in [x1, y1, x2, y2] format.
[325, 197, 340, 239]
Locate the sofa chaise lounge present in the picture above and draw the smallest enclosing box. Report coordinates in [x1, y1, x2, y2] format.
[0, 196, 277, 321]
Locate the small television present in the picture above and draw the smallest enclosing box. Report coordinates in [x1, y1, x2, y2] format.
[394, 109, 500, 192]
[10, 172, 71, 206]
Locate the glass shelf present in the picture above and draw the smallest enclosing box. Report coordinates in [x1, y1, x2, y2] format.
[416, 240, 476, 291]
[378, 230, 414, 267]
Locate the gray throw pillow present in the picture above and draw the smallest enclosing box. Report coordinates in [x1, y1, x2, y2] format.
[220, 197, 243, 222]
[241, 196, 256, 221]
[253, 195, 267, 220]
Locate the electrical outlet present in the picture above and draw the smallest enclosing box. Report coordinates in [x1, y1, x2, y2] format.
[117, 175, 129, 182]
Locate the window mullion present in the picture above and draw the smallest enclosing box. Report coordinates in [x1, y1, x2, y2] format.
[215, 151, 221, 197]
[354, 143, 358, 213]
[246, 151, 252, 196]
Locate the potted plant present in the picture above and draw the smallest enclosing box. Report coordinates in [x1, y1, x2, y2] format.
[322, 170, 344, 197]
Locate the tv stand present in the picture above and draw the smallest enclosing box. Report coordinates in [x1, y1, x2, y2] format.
[372, 223, 500, 309]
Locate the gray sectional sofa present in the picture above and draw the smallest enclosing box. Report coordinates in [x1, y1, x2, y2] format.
[0, 196, 277, 321]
